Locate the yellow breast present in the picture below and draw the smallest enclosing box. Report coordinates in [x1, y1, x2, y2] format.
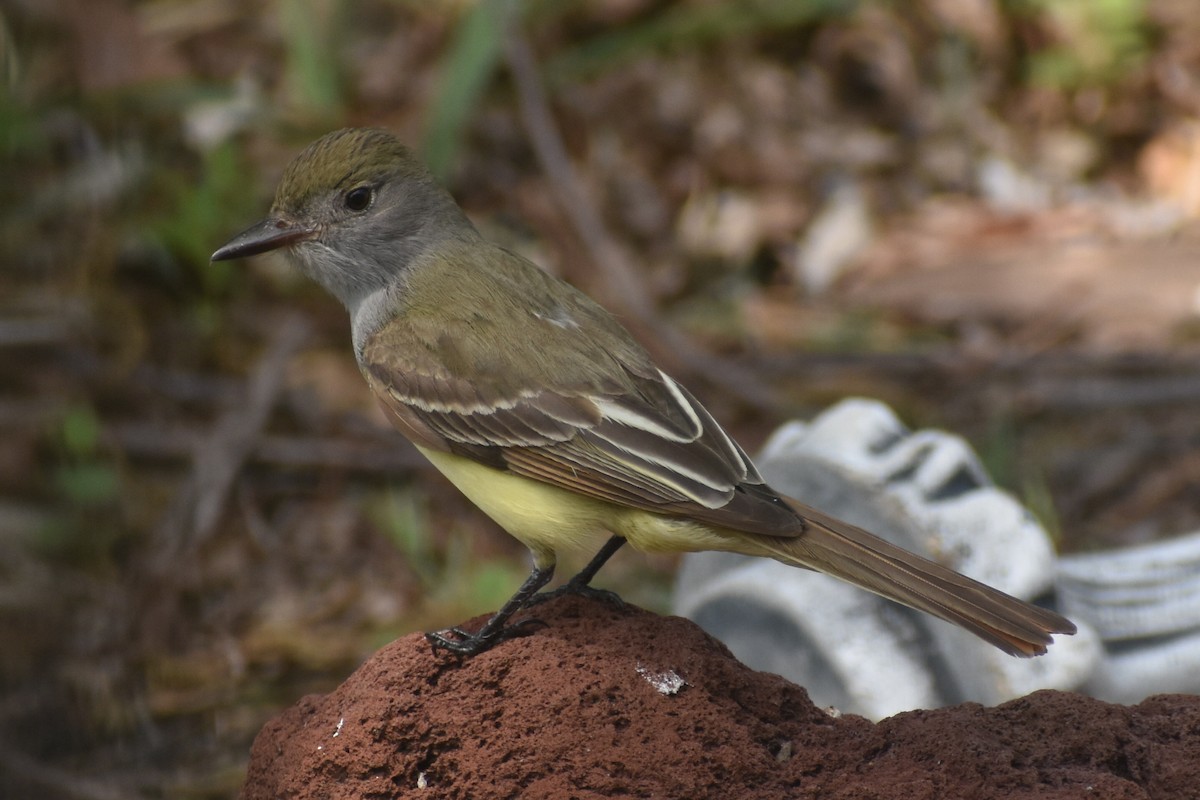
[415, 446, 753, 568]
[416, 446, 619, 566]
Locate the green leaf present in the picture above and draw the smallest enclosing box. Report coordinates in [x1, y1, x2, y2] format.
[60, 406, 101, 458]
[148, 140, 259, 296]
[422, 0, 512, 181]
[280, 0, 346, 121]
[54, 463, 121, 506]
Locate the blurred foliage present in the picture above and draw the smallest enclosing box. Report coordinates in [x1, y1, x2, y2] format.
[544, 0, 855, 81]
[49, 405, 119, 507]
[281, 0, 348, 122]
[368, 486, 536, 620]
[39, 404, 126, 562]
[1, 0, 1198, 797]
[0, 86, 40, 156]
[979, 413, 1063, 544]
[1020, 0, 1149, 89]
[423, 0, 510, 180]
[147, 141, 259, 296]
[371, 486, 437, 582]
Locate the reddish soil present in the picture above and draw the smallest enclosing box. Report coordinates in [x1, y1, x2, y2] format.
[241, 597, 1200, 799]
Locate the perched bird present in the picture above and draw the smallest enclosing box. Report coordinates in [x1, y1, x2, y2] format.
[213, 128, 1075, 657]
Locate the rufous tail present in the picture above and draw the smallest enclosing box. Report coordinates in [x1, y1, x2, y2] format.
[756, 498, 1076, 657]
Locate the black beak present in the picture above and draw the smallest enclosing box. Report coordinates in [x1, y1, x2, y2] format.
[211, 217, 316, 262]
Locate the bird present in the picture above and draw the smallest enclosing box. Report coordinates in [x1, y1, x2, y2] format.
[212, 128, 1076, 658]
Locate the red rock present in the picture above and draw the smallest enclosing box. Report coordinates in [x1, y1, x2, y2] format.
[241, 596, 1200, 799]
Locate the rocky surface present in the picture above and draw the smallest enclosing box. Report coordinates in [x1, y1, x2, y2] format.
[241, 596, 1199, 799]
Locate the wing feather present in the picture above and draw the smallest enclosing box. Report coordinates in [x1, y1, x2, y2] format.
[359, 256, 803, 536]
[367, 357, 803, 536]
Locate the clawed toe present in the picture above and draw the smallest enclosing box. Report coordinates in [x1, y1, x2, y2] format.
[527, 581, 626, 608]
[425, 617, 547, 657]
[423, 539, 628, 659]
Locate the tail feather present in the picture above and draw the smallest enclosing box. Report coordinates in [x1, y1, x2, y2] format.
[758, 498, 1076, 657]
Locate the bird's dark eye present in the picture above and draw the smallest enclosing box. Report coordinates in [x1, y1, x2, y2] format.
[344, 186, 373, 212]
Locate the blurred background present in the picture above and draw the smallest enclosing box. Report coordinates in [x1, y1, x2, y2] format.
[2, 0, 1199, 796]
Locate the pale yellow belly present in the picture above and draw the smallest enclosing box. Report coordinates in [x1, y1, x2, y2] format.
[417, 446, 620, 566]
[416, 446, 748, 567]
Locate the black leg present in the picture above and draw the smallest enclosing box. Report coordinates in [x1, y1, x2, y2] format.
[426, 562, 556, 657]
[527, 536, 627, 607]
[569, 535, 626, 588]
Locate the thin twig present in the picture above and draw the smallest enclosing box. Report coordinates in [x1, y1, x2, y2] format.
[151, 315, 310, 568]
[111, 423, 425, 473]
[756, 349, 1200, 410]
[1017, 373, 1200, 411]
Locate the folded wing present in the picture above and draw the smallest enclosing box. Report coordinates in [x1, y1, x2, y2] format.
[363, 336, 804, 537]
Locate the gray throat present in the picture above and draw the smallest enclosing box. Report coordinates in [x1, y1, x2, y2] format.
[349, 279, 405, 359]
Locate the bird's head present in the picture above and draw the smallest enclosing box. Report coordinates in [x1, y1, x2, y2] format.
[212, 128, 475, 311]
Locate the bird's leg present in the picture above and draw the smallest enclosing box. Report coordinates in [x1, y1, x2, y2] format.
[527, 536, 627, 607]
[426, 562, 555, 657]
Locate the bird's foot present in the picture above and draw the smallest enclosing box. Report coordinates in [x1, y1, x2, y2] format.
[425, 617, 546, 657]
[527, 580, 626, 609]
